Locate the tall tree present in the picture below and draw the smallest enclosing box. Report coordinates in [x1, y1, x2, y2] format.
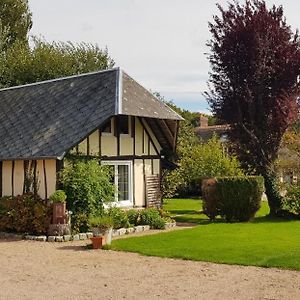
[0, 38, 114, 87]
[206, 0, 300, 215]
[0, 0, 32, 50]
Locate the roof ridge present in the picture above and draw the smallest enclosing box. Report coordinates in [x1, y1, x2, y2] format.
[0, 67, 120, 93]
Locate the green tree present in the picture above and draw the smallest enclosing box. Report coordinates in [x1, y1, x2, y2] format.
[0, 38, 114, 87]
[0, 0, 32, 50]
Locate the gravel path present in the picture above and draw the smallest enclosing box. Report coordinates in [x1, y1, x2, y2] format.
[0, 239, 299, 300]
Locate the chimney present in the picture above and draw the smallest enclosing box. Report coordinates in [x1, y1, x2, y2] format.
[199, 115, 208, 128]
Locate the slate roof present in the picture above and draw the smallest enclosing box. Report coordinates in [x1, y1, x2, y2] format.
[0, 68, 182, 161]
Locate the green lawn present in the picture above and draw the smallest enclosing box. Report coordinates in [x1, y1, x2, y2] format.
[111, 199, 300, 270]
[163, 198, 270, 223]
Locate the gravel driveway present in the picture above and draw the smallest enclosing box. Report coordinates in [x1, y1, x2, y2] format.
[0, 239, 299, 300]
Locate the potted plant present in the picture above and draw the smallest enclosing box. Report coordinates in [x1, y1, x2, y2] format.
[49, 190, 67, 224]
[89, 215, 114, 246]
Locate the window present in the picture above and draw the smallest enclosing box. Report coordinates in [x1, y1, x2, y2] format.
[118, 115, 129, 135]
[101, 118, 113, 135]
[102, 161, 133, 206]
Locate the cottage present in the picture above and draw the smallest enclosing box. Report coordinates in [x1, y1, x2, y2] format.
[0, 68, 182, 207]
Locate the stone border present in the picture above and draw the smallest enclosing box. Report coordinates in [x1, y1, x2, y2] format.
[0, 222, 176, 243]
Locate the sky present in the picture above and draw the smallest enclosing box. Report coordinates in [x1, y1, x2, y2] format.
[28, 0, 300, 114]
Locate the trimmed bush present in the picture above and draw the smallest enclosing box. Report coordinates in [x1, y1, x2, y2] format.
[202, 178, 219, 220]
[202, 176, 264, 222]
[216, 176, 264, 222]
[0, 193, 52, 234]
[106, 207, 130, 229]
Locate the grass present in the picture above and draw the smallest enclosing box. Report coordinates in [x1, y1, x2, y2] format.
[111, 199, 300, 270]
[163, 198, 270, 223]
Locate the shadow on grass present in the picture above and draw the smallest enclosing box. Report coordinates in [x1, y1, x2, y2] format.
[169, 209, 201, 215]
[252, 215, 298, 224]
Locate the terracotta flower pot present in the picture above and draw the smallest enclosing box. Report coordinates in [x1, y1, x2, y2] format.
[91, 236, 104, 249]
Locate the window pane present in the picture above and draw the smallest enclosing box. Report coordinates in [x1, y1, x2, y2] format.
[102, 119, 112, 133]
[118, 116, 129, 134]
[118, 165, 129, 201]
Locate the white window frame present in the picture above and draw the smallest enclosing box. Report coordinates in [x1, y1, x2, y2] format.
[101, 160, 133, 207]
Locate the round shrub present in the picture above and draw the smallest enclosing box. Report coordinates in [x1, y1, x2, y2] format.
[216, 176, 264, 222]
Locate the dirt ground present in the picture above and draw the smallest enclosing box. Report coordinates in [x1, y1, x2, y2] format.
[0, 239, 299, 300]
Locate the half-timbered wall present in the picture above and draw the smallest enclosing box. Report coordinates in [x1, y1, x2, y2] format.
[69, 116, 162, 207]
[1, 159, 56, 199]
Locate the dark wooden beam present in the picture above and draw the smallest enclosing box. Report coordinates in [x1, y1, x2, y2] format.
[0, 161, 2, 197]
[139, 117, 160, 155]
[11, 161, 15, 197]
[43, 160, 48, 200]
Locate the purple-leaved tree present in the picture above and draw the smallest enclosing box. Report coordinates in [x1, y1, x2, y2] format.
[206, 0, 300, 216]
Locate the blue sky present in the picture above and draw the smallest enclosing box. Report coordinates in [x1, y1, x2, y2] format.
[28, 0, 300, 114]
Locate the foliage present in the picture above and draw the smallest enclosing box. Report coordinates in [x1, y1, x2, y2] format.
[61, 160, 115, 227]
[276, 127, 300, 173]
[126, 209, 140, 226]
[163, 135, 243, 198]
[126, 208, 169, 229]
[0, 38, 114, 88]
[136, 208, 166, 229]
[106, 206, 130, 229]
[0, 0, 32, 50]
[49, 190, 67, 203]
[284, 185, 300, 215]
[202, 176, 264, 222]
[201, 178, 219, 220]
[0, 193, 51, 234]
[89, 215, 114, 232]
[216, 176, 264, 222]
[139, 209, 166, 229]
[71, 212, 89, 234]
[206, 0, 300, 215]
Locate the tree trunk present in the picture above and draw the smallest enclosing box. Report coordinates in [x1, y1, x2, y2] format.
[262, 169, 283, 216]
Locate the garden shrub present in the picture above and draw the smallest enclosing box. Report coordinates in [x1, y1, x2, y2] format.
[137, 208, 166, 229]
[202, 178, 220, 220]
[71, 212, 89, 233]
[126, 209, 140, 225]
[284, 185, 300, 216]
[106, 207, 130, 229]
[216, 176, 264, 222]
[88, 215, 114, 231]
[61, 160, 115, 231]
[49, 190, 67, 203]
[0, 193, 52, 234]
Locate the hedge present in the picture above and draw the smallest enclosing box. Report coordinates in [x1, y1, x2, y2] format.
[202, 176, 265, 222]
